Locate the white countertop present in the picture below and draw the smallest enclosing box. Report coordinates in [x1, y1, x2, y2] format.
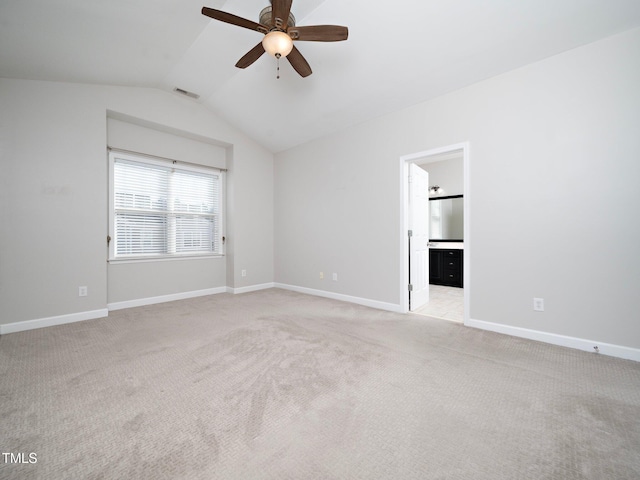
[428, 242, 464, 250]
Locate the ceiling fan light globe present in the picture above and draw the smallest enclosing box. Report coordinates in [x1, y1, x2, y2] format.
[262, 31, 294, 58]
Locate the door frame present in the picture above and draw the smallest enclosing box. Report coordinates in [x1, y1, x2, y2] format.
[399, 142, 470, 323]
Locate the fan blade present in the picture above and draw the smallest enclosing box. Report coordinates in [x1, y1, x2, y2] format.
[272, 0, 293, 29]
[202, 7, 268, 34]
[286, 46, 312, 77]
[235, 43, 266, 69]
[288, 25, 348, 42]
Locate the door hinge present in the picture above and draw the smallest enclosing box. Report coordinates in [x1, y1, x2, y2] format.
[408, 230, 413, 237]
[107, 235, 111, 245]
[408, 284, 413, 291]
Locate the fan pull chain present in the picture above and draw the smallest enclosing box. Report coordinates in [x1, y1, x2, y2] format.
[276, 53, 281, 79]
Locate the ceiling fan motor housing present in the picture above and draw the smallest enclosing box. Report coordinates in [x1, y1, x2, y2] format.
[259, 6, 296, 30]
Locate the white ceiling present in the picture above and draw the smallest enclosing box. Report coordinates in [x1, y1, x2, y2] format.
[2, 0, 640, 152]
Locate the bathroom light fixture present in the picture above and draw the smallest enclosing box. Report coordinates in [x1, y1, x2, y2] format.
[429, 185, 441, 194]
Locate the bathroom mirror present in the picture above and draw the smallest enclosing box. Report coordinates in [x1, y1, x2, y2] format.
[429, 195, 463, 241]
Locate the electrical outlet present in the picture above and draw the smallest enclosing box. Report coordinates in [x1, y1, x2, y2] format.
[533, 297, 544, 312]
[332, 273, 338, 282]
[319, 272, 324, 280]
[241, 269, 247, 277]
[79, 286, 88, 297]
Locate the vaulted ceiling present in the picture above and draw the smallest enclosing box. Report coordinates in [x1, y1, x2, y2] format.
[2, 0, 640, 152]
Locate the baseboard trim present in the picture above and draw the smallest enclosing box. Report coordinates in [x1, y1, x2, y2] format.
[467, 318, 640, 362]
[274, 283, 403, 313]
[0, 309, 109, 335]
[228, 282, 275, 295]
[107, 287, 227, 311]
[2, 284, 279, 334]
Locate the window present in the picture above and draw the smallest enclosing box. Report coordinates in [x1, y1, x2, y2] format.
[108, 150, 224, 261]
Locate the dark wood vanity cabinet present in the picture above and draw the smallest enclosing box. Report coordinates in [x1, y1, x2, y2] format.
[429, 249, 463, 288]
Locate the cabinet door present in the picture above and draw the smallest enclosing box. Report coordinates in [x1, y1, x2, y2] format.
[429, 249, 443, 284]
[430, 249, 463, 287]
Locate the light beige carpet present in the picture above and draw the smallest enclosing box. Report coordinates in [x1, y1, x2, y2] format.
[1, 288, 639, 479]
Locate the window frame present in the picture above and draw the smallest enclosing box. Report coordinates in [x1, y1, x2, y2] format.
[108, 149, 225, 263]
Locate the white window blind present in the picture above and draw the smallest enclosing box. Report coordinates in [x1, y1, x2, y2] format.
[109, 151, 223, 260]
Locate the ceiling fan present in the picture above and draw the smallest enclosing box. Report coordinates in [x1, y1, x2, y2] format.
[201, 0, 348, 78]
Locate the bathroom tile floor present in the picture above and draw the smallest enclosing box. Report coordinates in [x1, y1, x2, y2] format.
[412, 285, 464, 323]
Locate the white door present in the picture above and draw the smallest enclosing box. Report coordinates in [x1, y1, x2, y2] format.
[409, 163, 430, 310]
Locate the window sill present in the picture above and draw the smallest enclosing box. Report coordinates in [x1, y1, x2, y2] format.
[108, 254, 224, 265]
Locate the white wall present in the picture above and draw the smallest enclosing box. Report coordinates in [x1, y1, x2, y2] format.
[0, 79, 274, 327]
[106, 116, 227, 168]
[275, 28, 640, 350]
[2, 29, 639, 353]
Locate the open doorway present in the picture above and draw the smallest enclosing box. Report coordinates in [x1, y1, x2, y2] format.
[399, 143, 470, 324]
